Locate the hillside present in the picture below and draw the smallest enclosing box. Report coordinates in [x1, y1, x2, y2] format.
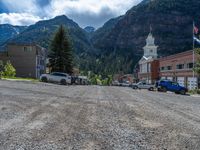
[0, 24, 27, 46]
[91, 0, 200, 74]
[9, 15, 92, 54]
[91, 16, 123, 45]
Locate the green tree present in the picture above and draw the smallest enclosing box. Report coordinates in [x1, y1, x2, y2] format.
[107, 75, 113, 85]
[194, 48, 200, 75]
[49, 25, 73, 74]
[0, 60, 4, 78]
[3, 61, 16, 78]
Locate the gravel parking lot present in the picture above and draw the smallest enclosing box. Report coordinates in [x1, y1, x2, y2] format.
[0, 80, 200, 150]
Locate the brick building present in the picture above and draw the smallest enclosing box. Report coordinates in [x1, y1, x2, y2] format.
[138, 29, 159, 84]
[159, 50, 200, 90]
[0, 43, 47, 79]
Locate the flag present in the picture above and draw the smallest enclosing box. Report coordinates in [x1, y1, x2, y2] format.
[194, 24, 199, 34]
[193, 36, 200, 44]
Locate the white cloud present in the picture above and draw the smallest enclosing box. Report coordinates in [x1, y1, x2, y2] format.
[48, 0, 141, 17]
[0, 0, 38, 14]
[0, 13, 41, 26]
[0, 0, 142, 27]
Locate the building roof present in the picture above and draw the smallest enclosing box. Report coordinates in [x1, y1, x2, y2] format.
[7, 42, 43, 48]
[139, 56, 156, 64]
[158, 50, 194, 61]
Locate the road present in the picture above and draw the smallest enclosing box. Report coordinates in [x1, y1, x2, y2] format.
[0, 80, 200, 150]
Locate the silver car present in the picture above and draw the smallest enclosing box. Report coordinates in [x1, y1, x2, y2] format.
[132, 82, 155, 91]
[40, 72, 71, 85]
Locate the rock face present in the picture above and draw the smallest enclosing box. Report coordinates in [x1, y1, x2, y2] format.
[91, 16, 123, 45]
[91, 0, 200, 73]
[84, 26, 95, 33]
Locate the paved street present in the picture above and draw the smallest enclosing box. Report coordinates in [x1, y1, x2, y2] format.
[0, 80, 200, 150]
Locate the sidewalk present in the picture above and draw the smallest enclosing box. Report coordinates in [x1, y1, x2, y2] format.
[190, 94, 200, 98]
[1, 78, 38, 82]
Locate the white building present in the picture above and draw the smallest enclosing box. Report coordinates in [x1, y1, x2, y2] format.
[138, 28, 159, 84]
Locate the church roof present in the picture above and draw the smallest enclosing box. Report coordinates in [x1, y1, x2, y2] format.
[139, 56, 155, 64]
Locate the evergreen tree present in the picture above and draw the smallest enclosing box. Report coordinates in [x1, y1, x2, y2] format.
[49, 25, 73, 74]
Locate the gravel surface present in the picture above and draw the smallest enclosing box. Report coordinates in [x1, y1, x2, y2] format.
[0, 80, 200, 150]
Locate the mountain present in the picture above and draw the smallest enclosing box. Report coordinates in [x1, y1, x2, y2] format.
[2, 15, 96, 72]
[91, 16, 123, 46]
[2, 0, 200, 75]
[9, 15, 92, 54]
[91, 0, 200, 74]
[0, 24, 27, 46]
[84, 26, 95, 33]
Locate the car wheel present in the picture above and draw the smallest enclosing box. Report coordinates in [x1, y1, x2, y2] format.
[149, 87, 154, 91]
[41, 77, 47, 82]
[132, 86, 137, 89]
[180, 90, 186, 95]
[175, 92, 179, 94]
[60, 79, 67, 85]
[162, 87, 167, 92]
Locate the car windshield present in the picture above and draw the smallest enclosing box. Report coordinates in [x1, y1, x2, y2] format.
[172, 82, 179, 86]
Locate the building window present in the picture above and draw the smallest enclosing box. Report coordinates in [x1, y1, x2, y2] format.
[24, 46, 32, 52]
[24, 47, 28, 52]
[167, 66, 172, 70]
[187, 63, 194, 69]
[161, 67, 165, 71]
[160, 66, 171, 71]
[176, 64, 184, 70]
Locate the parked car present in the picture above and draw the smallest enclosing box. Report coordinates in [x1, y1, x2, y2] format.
[120, 81, 131, 87]
[40, 72, 71, 85]
[112, 80, 120, 86]
[132, 82, 155, 91]
[157, 80, 188, 95]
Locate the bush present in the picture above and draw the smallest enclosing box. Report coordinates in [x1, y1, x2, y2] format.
[3, 61, 16, 78]
[189, 89, 200, 95]
[0, 61, 3, 78]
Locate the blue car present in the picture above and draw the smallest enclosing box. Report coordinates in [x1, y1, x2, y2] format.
[157, 80, 188, 95]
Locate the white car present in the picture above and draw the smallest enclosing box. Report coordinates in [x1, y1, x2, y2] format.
[132, 82, 155, 91]
[40, 72, 71, 85]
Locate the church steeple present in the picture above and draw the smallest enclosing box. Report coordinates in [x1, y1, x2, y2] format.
[143, 26, 158, 59]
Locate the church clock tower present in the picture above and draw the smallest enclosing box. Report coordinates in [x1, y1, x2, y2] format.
[143, 28, 158, 59]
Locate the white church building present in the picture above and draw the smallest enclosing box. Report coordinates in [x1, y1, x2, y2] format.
[138, 29, 159, 84]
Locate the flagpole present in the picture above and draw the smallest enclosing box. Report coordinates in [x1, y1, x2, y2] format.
[192, 21, 195, 89]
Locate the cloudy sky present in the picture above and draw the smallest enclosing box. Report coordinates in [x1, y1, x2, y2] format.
[0, 0, 142, 28]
